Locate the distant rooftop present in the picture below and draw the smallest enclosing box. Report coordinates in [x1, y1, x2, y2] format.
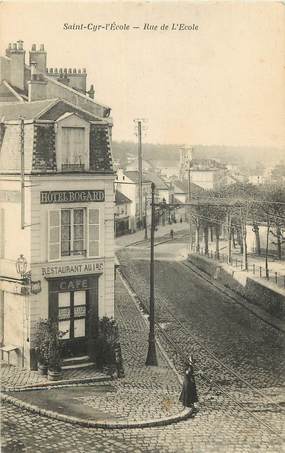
[115, 191, 132, 205]
[124, 171, 151, 184]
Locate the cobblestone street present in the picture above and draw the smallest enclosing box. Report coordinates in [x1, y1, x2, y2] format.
[1, 238, 283, 453]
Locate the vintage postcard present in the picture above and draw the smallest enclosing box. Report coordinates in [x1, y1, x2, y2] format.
[0, 1, 284, 452]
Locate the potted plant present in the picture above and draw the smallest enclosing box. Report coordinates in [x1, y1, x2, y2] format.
[34, 319, 65, 380]
[47, 321, 64, 381]
[34, 319, 50, 375]
[93, 317, 124, 378]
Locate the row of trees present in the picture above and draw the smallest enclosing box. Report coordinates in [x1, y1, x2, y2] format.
[189, 182, 285, 273]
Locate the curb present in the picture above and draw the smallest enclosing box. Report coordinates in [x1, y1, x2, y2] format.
[2, 271, 192, 429]
[118, 269, 183, 385]
[1, 375, 112, 393]
[0, 392, 193, 429]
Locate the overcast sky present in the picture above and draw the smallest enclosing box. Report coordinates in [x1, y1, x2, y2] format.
[0, 1, 284, 148]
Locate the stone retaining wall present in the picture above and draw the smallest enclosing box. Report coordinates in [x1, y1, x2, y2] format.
[188, 254, 285, 319]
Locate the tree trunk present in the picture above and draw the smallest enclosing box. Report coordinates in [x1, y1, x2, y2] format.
[241, 221, 248, 270]
[204, 225, 209, 255]
[210, 226, 213, 242]
[195, 221, 200, 253]
[252, 224, 261, 256]
[232, 227, 236, 248]
[237, 228, 243, 254]
[227, 213, 232, 264]
[265, 216, 269, 278]
[215, 224, 220, 259]
[276, 226, 282, 260]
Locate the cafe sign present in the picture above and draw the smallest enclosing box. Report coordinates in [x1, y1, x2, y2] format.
[40, 190, 105, 204]
[42, 260, 104, 278]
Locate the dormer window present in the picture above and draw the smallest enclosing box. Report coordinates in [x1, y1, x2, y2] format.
[62, 127, 85, 171]
[55, 112, 90, 172]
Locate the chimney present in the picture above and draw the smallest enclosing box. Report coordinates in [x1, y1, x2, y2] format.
[5, 43, 12, 57]
[27, 73, 47, 101]
[88, 84, 95, 99]
[9, 40, 25, 90]
[29, 43, 47, 74]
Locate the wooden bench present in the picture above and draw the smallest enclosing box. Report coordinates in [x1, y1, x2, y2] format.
[0, 345, 19, 365]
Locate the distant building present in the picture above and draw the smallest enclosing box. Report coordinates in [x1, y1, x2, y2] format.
[114, 191, 131, 237]
[125, 158, 154, 173]
[115, 169, 152, 232]
[179, 148, 227, 190]
[170, 180, 206, 221]
[172, 180, 206, 204]
[151, 160, 180, 180]
[143, 172, 170, 203]
[0, 41, 115, 369]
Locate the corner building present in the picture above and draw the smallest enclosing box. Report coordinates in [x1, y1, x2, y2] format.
[0, 41, 115, 368]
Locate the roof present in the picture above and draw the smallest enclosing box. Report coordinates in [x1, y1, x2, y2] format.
[0, 81, 25, 102]
[143, 172, 169, 190]
[0, 99, 57, 120]
[115, 191, 132, 205]
[0, 98, 107, 123]
[124, 171, 151, 184]
[40, 99, 105, 122]
[173, 179, 205, 195]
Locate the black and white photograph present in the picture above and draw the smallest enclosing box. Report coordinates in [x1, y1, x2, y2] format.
[0, 1, 284, 452]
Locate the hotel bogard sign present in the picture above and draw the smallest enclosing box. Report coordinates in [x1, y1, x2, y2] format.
[40, 190, 105, 204]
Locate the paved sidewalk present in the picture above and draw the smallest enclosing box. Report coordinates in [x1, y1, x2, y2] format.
[0, 363, 109, 390]
[115, 221, 188, 250]
[1, 275, 190, 428]
[202, 239, 285, 291]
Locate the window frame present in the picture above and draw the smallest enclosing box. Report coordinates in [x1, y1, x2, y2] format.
[61, 208, 86, 258]
[87, 208, 100, 259]
[48, 207, 100, 262]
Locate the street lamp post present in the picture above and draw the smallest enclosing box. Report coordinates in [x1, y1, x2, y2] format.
[144, 192, 148, 240]
[145, 182, 158, 366]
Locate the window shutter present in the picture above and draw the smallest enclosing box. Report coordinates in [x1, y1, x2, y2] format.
[0, 208, 4, 259]
[48, 210, 61, 261]
[88, 208, 99, 257]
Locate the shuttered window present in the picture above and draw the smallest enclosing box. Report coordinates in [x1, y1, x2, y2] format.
[88, 208, 100, 258]
[48, 208, 97, 261]
[48, 210, 61, 261]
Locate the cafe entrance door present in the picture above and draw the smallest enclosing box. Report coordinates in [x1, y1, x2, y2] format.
[48, 275, 98, 358]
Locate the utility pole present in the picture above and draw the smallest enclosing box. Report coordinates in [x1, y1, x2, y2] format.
[227, 210, 232, 264]
[134, 119, 143, 229]
[265, 214, 270, 279]
[186, 146, 192, 252]
[146, 182, 158, 366]
[240, 205, 248, 271]
[20, 118, 25, 230]
[144, 192, 148, 240]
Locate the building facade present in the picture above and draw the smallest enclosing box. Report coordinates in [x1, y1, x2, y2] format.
[0, 41, 115, 368]
[114, 191, 131, 237]
[115, 169, 152, 232]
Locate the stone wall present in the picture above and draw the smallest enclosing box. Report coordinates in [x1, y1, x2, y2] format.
[188, 254, 285, 319]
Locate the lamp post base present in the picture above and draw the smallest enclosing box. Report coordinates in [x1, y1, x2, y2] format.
[145, 339, 158, 366]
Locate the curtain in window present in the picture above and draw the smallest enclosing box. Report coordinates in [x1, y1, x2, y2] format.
[61, 127, 85, 165]
[73, 209, 84, 253]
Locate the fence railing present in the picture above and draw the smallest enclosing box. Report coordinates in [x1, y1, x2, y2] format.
[196, 247, 285, 290]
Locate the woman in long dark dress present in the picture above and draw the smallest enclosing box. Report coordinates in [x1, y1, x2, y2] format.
[179, 356, 199, 409]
